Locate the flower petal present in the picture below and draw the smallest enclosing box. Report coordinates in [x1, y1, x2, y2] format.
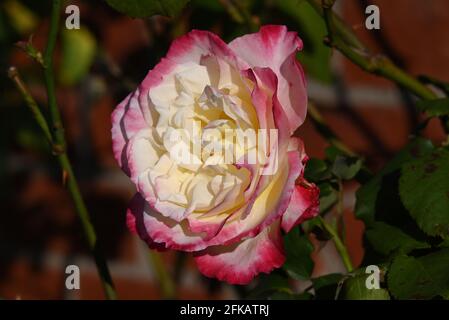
[111, 89, 149, 175]
[166, 30, 242, 67]
[229, 25, 307, 133]
[194, 220, 285, 285]
[126, 193, 211, 252]
[281, 182, 319, 233]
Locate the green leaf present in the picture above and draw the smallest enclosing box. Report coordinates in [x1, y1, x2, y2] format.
[249, 273, 291, 298]
[318, 182, 338, 213]
[311, 273, 345, 299]
[343, 274, 390, 300]
[283, 228, 314, 280]
[366, 222, 430, 256]
[325, 145, 345, 162]
[312, 273, 343, 291]
[105, 0, 190, 18]
[304, 158, 330, 182]
[59, 28, 96, 86]
[355, 138, 434, 226]
[331, 155, 362, 180]
[416, 98, 449, 117]
[388, 250, 449, 299]
[399, 148, 449, 238]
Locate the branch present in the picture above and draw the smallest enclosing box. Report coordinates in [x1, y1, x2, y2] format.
[8, 67, 53, 145]
[44, 0, 65, 153]
[11, 0, 117, 299]
[310, 0, 436, 101]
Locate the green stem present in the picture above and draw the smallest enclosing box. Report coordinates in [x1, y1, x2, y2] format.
[148, 251, 176, 299]
[58, 154, 117, 299]
[8, 67, 53, 145]
[311, 0, 437, 101]
[44, 0, 65, 153]
[43, 0, 116, 299]
[336, 180, 346, 240]
[307, 0, 365, 50]
[318, 216, 354, 272]
[331, 38, 436, 100]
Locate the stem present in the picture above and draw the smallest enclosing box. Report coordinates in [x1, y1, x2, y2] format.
[307, 0, 365, 50]
[311, 0, 437, 101]
[148, 251, 176, 299]
[330, 38, 436, 100]
[42, 0, 116, 299]
[8, 67, 53, 145]
[58, 155, 117, 299]
[44, 0, 65, 153]
[318, 216, 354, 272]
[336, 180, 346, 240]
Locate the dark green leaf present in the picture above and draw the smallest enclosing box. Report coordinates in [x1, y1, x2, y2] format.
[283, 228, 314, 280]
[325, 145, 345, 162]
[400, 148, 449, 238]
[318, 182, 338, 213]
[366, 222, 430, 256]
[416, 98, 449, 117]
[355, 138, 434, 226]
[343, 274, 390, 300]
[304, 158, 330, 182]
[311, 273, 343, 290]
[249, 273, 291, 298]
[388, 250, 449, 299]
[105, 0, 190, 18]
[331, 155, 362, 180]
[312, 273, 345, 299]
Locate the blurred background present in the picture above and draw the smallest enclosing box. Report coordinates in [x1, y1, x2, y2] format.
[0, 0, 448, 299]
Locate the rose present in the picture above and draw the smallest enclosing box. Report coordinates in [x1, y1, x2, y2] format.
[111, 25, 319, 284]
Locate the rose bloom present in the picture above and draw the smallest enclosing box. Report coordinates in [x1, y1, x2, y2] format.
[111, 25, 319, 284]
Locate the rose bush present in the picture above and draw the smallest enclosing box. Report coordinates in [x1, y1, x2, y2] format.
[111, 25, 319, 284]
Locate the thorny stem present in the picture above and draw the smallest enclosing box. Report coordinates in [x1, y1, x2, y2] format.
[10, 0, 117, 299]
[312, 0, 437, 101]
[8, 67, 53, 144]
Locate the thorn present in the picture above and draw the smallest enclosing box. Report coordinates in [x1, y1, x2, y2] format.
[7, 66, 18, 79]
[62, 169, 68, 186]
[15, 34, 44, 66]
